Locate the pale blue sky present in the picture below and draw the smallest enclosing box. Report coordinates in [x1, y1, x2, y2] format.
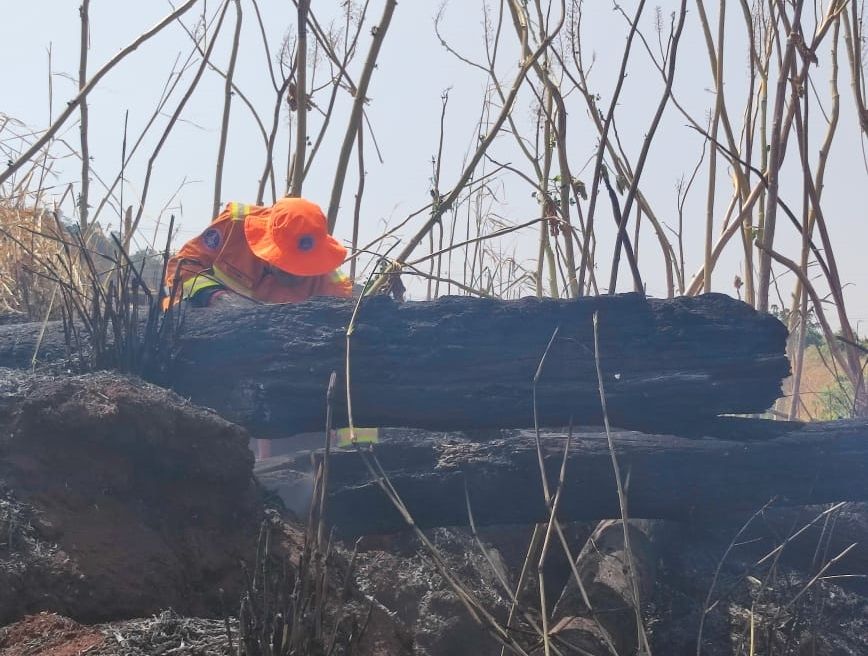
[1, 1, 866, 329]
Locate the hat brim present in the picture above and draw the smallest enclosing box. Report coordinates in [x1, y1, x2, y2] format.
[244, 213, 347, 277]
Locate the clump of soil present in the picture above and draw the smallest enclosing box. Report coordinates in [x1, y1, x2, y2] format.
[0, 611, 230, 656]
[0, 370, 262, 624]
[0, 613, 104, 656]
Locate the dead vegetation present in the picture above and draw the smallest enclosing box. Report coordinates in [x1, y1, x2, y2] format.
[1, 1, 868, 655]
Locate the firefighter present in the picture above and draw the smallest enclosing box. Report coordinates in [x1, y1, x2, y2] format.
[164, 197, 351, 309]
[164, 197, 352, 460]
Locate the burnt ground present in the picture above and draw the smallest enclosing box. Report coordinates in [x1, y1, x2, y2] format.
[0, 368, 866, 655]
[0, 370, 411, 656]
[342, 519, 868, 656]
[648, 515, 868, 655]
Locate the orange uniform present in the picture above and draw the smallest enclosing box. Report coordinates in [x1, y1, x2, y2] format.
[165, 200, 351, 306]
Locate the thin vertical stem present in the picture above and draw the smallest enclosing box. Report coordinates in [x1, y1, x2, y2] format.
[704, 0, 726, 294]
[327, 0, 399, 232]
[78, 0, 91, 231]
[575, 0, 646, 294]
[609, 0, 688, 295]
[289, 0, 310, 197]
[349, 124, 365, 283]
[593, 311, 650, 654]
[757, 0, 804, 312]
[135, 1, 231, 231]
[212, 0, 243, 216]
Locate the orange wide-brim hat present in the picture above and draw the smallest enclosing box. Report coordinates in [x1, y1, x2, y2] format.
[244, 197, 347, 276]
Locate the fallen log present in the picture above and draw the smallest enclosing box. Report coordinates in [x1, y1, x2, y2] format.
[0, 293, 789, 437]
[254, 421, 868, 537]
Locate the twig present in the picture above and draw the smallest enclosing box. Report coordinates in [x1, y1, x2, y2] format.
[349, 123, 365, 282]
[783, 542, 857, 609]
[755, 502, 848, 566]
[537, 425, 573, 656]
[134, 0, 231, 233]
[532, 326, 560, 503]
[464, 484, 554, 652]
[609, 0, 688, 295]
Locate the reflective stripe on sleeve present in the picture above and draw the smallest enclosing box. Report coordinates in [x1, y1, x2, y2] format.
[181, 273, 224, 299]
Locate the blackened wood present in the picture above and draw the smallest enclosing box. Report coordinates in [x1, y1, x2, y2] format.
[258, 421, 868, 537]
[0, 293, 789, 437]
[545, 520, 659, 656]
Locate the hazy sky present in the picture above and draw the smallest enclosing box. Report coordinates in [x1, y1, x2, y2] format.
[1, 1, 866, 329]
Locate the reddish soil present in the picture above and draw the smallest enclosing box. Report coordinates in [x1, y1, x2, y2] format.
[0, 371, 263, 624]
[0, 613, 104, 656]
[0, 372, 412, 656]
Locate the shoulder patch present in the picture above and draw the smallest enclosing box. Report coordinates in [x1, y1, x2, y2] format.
[202, 228, 221, 250]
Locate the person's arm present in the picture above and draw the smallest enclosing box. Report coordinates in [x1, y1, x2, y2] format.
[165, 242, 213, 289]
[164, 214, 231, 304]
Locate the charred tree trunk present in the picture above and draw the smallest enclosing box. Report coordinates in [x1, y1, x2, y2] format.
[254, 421, 868, 537]
[0, 293, 789, 438]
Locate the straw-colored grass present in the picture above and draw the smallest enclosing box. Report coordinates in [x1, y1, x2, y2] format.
[0, 203, 70, 320]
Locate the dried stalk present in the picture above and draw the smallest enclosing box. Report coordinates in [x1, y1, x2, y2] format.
[593, 311, 650, 654]
[368, 2, 566, 295]
[289, 0, 310, 197]
[756, 1, 805, 312]
[608, 0, 687, 296]
[133, 1, 231, 232]
[78, 0, 91, 231]
[212, 0, 243, 216]
[326, 0, 398, 232]
[0, 0, 201, 187]
[349, 123, 365, 282]
[576, 0, 645, 295]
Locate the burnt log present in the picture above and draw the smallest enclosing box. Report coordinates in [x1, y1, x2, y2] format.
[254, 421, 868, 537]
[0, 293, 789, 437]
[545, 520, 660, 656]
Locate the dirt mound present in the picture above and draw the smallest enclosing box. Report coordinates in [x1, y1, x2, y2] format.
[0, 613, 104, 656]
[0, 370, 262, 625]
[0, 611, 232, 656]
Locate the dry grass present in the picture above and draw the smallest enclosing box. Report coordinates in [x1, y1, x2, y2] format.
[782, 346, 868, 420]
[0, 205, 68, 320]
[0, 200, 120, 320]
